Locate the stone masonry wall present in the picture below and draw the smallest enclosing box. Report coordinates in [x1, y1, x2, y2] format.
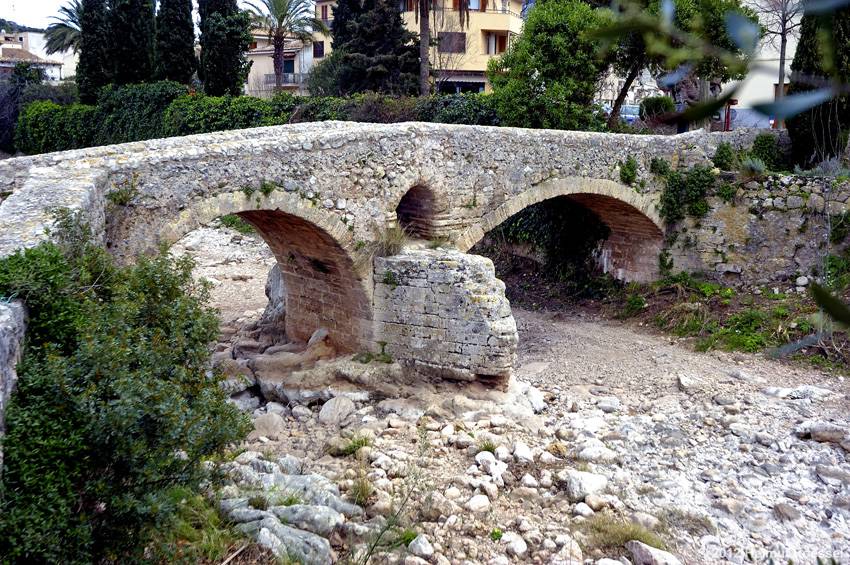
[372, 248, 517, 388]
[670, 175, 850, 286]
[0, 301, 26, 473]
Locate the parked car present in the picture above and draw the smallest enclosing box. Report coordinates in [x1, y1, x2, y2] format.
[620, 105, 640, 125]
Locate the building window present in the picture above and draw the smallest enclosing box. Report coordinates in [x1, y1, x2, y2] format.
[313, 41, 325, 58]
[486, 33, 507, 54]
[399, 0, 414, 10]
[321, 5, 328, 20]
[249, 41, 257, 49]
[468, 0, 481, 10]
[438, 32, 466, 54]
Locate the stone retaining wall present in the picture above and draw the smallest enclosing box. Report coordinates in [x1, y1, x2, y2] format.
[670, 175, 850, 286]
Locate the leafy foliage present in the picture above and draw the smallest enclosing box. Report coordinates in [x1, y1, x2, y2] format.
[415, 93, 500, 125]
[0, 220, 249, 563]
[487, 0, 611, 130]
[649, 157, 671, 176]
[15, 100, 98, 154]
[0, 63, 48, 151]
[162, 93, 292, 135]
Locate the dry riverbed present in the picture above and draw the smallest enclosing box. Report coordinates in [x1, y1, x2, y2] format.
[174, 225, 850, 564]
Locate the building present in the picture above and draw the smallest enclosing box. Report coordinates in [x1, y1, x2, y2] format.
[252, 0, 526, 94]
[245, 30, 316, 96]
[0, 30, 76, 81]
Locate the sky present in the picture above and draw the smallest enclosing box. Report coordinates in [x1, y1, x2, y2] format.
[2, 0, 68, 29]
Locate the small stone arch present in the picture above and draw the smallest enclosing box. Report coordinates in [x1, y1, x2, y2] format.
[456, 177, 665, 282]
[109, 191, 373, 352]
[395, 184, 438, 239]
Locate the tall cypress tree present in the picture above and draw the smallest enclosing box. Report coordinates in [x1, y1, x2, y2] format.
[198, 0, 252, 95]
[319, 0, 419, 95]
[77, 0, 111, 103]
[155, 0, 197, 83]
[109, 0, 156, 85]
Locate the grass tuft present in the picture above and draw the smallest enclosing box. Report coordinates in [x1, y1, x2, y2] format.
[581, 512, 666, 555]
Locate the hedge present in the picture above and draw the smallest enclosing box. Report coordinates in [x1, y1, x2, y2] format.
[15, 101, 98, 154]
[14, 84, 502, 155]
[639, 96, 675, 121]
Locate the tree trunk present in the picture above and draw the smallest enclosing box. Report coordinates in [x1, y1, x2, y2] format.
[607, 57, 643, 129]
[273, 33, 285, 89]
[776, 30, 788, 128]
[419, 0, 430, 96]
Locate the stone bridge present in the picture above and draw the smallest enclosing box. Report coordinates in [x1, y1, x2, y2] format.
[0, 122, 767, 395]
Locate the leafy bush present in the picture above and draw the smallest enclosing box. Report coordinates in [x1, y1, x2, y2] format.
[94, 81, 188, 144]
[487, 0, 611, 131]
[0, 219, 249, 562]
[345, 93, 418, 123]
[717, 181, 737, 203]
[639, 96, 674, 121]
[712, 142, 736, 170]
[415, 93, 500, 126]
[162, 93, 290, 136]
[750, 133, 781, 170]
[620, 155, 638, 185]
[15, 101, 98, 154]
[650, 157, 671, 176]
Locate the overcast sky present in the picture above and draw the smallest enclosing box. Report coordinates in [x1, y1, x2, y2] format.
[3, 0, 68, 29]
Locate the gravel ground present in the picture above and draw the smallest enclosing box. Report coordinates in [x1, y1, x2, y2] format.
[178, 226, 850, 564]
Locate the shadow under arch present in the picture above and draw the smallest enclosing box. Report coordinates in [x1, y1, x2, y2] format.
[456, 176, 665, 282]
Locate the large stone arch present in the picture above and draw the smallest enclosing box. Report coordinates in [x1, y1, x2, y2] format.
[108, 191, 373, 352]
[455, 177, 665, 282]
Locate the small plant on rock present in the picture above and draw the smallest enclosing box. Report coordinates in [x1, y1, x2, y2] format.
[716, 181, 736, 203]
[350, 474, 375, 506]
[620, 155, 638, 186]
[477, 439, 497, 454]
[738, 157, 766, 181]
[248, 495, 269, 511]
[649, 157, 671, 177]
[259, 180, 277, 197]
[582, 512, 666, 555]
[490, 528, 503, 541]
[342, 434, 373, 456]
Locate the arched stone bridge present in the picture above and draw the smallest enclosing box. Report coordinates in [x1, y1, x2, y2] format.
[0, 122, 762, 386]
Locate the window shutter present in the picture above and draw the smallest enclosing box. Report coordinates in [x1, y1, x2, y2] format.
[452, 0, 459, 10]
[497, 34, 506, 52]
[481, 0, 487, 11]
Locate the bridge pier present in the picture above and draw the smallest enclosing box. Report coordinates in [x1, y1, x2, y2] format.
[372, 248, 517, 388]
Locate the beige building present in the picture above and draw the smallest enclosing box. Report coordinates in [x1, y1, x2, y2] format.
[250, 0, 525, 94]
[0, 30, 71, 82]
[245, 30, 318, 96]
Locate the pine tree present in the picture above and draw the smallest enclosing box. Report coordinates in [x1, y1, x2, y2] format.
[155, 0, 197, 83]
[315, 0, 419, 95]
[109, 0, 156, 85]
[198, 0, 253, 95]
[330, 0, 361, 50]
[77, 0, 111, 103]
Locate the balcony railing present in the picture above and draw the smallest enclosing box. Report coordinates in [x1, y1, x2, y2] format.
[263, 73, 307, 85]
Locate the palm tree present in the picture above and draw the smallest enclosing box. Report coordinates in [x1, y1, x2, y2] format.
[246, 0, 328, 89]
[45, 0, 84, 55]
[413, 0, 471, 95]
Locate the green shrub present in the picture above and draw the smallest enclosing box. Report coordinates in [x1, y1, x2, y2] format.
[15, 100, 98, 154]
[162, 93, 290, 136]
[717, 181, 736, 203]
[712, 142, 736, 170]
[290, 95, 349, 122]
[649, 157, 671, 176]
[620, 156, 638, 185]
[415, 93, 500, 126]
[94, 81, 188, 144]
[750, 133, 780, 170]
[0, 219, 249, 563]
[639, 95, 674, 121]
[659, 165, 715, 224]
